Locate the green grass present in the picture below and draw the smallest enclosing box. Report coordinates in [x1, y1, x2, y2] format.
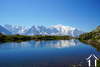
[97, 59, 100, 67]
[0, 33, 74, 43]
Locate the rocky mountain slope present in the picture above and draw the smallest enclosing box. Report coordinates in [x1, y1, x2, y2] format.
[78, 26, 100, 43]
[4, 24, 28, 35]
[0, 25, 12, 35]
[78, 26, 100, 52]
[24, 24, 84, 37]
[2, 24, 85, 37]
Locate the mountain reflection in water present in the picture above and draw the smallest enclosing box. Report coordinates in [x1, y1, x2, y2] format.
[0, 39, 80, 50]
[0, 39, 100, 67]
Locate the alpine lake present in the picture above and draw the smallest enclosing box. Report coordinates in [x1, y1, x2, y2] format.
[0, 39, 100, 67]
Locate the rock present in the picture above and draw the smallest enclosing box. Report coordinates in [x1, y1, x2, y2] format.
[95, 35, 98, 38]
[72, 65, 76, 67]
[87, 39, 92, 42]
[92, 26, 100, 32]
[97, 39, 100, 43]
[78, 64, 82, 67]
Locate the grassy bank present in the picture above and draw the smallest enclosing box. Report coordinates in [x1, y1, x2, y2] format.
[77, 26, 100, 52]
[77, 26, 100, 66]
[0, 33, 74, 43]
[97, 59, 100, 67]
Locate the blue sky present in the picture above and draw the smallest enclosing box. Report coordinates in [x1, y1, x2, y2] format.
[0, 0, 100, 32]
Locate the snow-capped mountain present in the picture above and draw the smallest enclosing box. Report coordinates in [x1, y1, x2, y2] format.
[0, 25, 12, 35]
[50, 24, 84, 37]
[24, 25, 61, 36]
[4, 24, 28, 35]
[3, 24, 84, 37]
[24, 25, 40, 35]
[24, 24, 85, 37]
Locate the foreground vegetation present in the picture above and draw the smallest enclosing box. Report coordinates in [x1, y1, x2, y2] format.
[0, 33, 74, 43]
[77, 26, 100, 52]
[77, 26, 100, 66]
[97, 59, 100, 67]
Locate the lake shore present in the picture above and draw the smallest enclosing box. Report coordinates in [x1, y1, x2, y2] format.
[0, 31, 100, 66]
[0, 33, 74, 43]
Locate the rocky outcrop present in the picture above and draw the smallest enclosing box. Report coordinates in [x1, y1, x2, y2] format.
[78, 26, 100, 43]
[77, 26, 100, 53]
[92, 26, 100, 33]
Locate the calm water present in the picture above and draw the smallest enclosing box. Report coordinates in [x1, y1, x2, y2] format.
[0, 39, 100, 67]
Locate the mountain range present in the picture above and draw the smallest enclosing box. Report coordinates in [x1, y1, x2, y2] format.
[0, 24, 85, 37]
[24, 24, 84, 37]
[0, 25, 12, 35]
[4, 24, 28, 35]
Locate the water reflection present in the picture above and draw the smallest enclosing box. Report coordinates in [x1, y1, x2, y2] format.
[0, 39, 80, 50]
[0, 39, 100, 67]
[29, 39, 80, 48]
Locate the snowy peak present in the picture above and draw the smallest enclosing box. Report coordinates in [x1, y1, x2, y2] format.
[24, 24, 85, 37]
[54, 24, 75, 30]
[3, 24, 85, 37]
[0, 25, 12, 35]
[48, 24, 83, 37]
[49, 24, 75, 33]
[4, 24, 28, 35]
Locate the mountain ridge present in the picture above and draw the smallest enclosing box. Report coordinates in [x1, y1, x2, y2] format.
[24, 24, 85, 37]
[4, 24, 28, 35]
[2, 24, 85, 37]
[0, 25, 12, 35]
[78, 25, 100, 52]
